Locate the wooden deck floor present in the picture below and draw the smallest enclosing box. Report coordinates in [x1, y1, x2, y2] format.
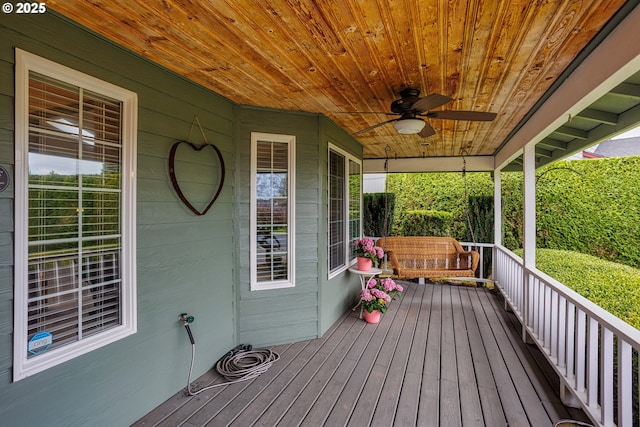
[134, 281, 589, 426]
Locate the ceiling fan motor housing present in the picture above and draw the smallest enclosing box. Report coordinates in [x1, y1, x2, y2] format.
[390, 88, 421, 114]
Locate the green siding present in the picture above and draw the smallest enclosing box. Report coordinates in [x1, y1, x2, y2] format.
[0, 12, 236, 426]
[235, 107, 322, 345]
[318, 118, 364, 335]
[0, 11, 364, 426]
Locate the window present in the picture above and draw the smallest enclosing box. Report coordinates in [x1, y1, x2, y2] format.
[250, 133, 295, 290]
[328, 145, 361, 276]
[14, 50, 137, 380]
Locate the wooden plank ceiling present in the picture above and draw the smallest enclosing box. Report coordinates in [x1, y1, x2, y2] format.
[48, 0, 629, 160]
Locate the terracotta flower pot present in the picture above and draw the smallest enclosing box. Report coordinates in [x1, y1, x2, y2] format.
[363, 309, 381, 324]
[357, 257, 372, 271]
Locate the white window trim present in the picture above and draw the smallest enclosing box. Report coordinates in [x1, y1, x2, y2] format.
[250, 132, 296, 291]
[13, 49, 138, 381]
[328, 144, 362, 279]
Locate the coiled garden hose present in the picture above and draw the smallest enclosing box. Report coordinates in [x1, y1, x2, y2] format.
[183, 323, 279, 396]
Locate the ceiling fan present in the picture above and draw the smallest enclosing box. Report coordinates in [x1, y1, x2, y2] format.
[352, 88, 497, 138]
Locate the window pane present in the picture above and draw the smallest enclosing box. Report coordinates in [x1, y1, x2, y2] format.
[349, 160, 361, 259]
[329, 150, 345, 272]
[25, 71, 124, 357]
[329, 150, 361, 273]
[255, 140, 289, 284]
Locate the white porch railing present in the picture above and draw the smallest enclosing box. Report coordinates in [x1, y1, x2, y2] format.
[494, 244, 640, 427]
[460, 241, 494, 280]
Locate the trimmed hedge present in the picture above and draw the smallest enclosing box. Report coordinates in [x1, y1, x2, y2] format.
[386, 171, 493, 239]
[524, 249, 640, 329]
[386, 156, 640, 268]
[396, 209, 454, 236]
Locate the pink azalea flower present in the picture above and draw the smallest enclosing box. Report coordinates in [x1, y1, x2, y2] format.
[367, 278, 377, 288]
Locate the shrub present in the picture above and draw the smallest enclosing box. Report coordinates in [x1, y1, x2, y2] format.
[522, 249, 640, 329]
[386, 171, 493, 239]
[387, 157, 640, 268]
[396, 209, 453, 236]
[363, 193, 395, 237]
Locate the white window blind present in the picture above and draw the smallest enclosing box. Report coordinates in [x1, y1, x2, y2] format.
[26, 71, 123, 353]
[250, 133, 295, 290]
[14, 50, 137, 380]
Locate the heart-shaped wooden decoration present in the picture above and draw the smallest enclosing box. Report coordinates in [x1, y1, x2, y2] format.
[168, 140, 225, 216]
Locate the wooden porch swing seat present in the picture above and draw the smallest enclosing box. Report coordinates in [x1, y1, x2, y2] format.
[376, 236, 480, 280]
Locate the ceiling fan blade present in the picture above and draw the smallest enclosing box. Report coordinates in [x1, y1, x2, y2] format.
[418, 121, 436, 138]
[427, 110, 497, 121]
[334, 111, 397, 115]
[412, 93, 453, 113]
[352, 118, 399, 135]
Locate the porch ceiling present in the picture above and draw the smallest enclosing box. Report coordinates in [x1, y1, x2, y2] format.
[47, 1, 638, 168]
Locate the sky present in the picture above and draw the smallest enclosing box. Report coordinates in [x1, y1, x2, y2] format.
[611, 125, 640, 139]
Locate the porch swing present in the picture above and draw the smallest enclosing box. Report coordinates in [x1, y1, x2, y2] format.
[376, 148, 483, 284]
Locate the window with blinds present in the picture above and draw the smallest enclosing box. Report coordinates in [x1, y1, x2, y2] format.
[250, 133, 295, 290]
[14, 50, 137, 380]
[329, 150, 345, 272]
[328, 146, 362, 277]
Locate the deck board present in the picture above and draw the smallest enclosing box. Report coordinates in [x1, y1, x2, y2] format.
[452, 287, 484, 427]
[134, 281, 589, 427]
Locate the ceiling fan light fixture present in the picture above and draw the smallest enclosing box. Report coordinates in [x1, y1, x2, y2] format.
[394, 118, 425, 134]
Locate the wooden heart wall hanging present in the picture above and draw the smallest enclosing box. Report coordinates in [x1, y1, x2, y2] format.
[168, 116, 226, 216]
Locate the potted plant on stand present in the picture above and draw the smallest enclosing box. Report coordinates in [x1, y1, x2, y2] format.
[353, 237, 384, 271]
[360, 277, 404, 324]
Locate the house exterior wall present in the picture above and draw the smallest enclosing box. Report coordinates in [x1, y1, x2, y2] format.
[318, 120, 363, 335]
[235, 107, 322, 345]
[0, 12, 363, 426]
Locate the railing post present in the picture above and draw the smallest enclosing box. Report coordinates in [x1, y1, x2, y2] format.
[522, 145, 536, 343]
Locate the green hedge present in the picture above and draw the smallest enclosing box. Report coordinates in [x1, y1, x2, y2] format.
[386, 156, 640, 268]
[524, 249, 640, 329]
[363, 193, 395, 237]
[396, 209, 453, 236]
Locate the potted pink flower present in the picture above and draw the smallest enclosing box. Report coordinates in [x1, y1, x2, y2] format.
[353, 237, 384, 271]
[360, 277, 403, 323]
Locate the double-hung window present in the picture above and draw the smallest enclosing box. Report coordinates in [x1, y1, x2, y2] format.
[250, 133, 295, 290]
[13, 50, 137, 380]
[328, 145, 361, 277]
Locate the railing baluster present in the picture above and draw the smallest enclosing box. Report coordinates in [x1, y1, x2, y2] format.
[587, 317, 599, 410]
[601, 328, 614, 425]
[539, 278, 546, 341]
[616, 340, 632, 426]
[551, 290, 558, 359]
[576, 309, 587, 393]
[557, 295, 566, 369]
[564, 300, 575, 378]
[545, 286, 553, 351]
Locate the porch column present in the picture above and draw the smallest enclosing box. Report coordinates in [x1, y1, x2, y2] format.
[522, 144, 536, 342]
[493, 169, 503, 305]
[493, 170, 502, 247]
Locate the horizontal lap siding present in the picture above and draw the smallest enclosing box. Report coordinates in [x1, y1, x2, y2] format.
[0, 12, 236, 426]
[318, 119, 364, 335]
[0, 43, 15, 387]
[236, 108, 321, 346]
